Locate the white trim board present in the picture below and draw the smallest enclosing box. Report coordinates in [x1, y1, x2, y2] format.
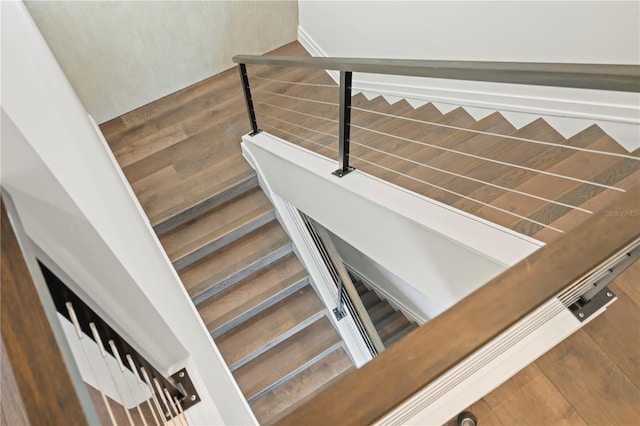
[375, 296, 614, 425]
[242, 142, 374, 368]
[241, 131, 541, 310]
[298, 26, 640, 153]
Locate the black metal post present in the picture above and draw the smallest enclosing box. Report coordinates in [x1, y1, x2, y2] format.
[332, 71, 355, 177]
[238, 63, 260, 136]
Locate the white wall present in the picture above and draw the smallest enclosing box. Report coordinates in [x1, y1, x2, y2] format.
[1, 3, 256, 424]
[299, 1, 639, 63]
[298, 1, 640, 151]
[24, 0, 298, 123]
[327, 230, 443, 323]
[242, 132, 542, 311]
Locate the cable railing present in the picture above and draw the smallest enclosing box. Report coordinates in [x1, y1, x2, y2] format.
[233, 54, 640, 424]
[40, 261, 201, 426]
[235, 55, 639, 237]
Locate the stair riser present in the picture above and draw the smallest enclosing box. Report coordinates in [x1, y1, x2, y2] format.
[154, 173, 258, 236]
[245, 341, 344, 403]
[192, 242, 293, 305]
[228, 310, 325, 372]
[173, 209, 276, 271]
[210, 275, 310, 338]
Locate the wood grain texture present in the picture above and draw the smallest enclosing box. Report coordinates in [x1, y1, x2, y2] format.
[198, 253, 307, 335]
[160, 187, 273, 265]
[0, 338, 29, 426]
[0, 202, 88, 425]
[250, 347, 354, 425]
[615, 258, 640, 307]
[583, 279, 640, 387]
[233, 317, 340, 401]
[276, 186, 639, 426]
[536, 330, 640, 425]
[179, 220, 290, 299]
[483, 364, 586, 426]
[216, 286, 324, 368]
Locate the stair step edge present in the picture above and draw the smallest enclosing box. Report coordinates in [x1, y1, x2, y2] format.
[246, 340, 344, 404]
[260, 348, 354, 425]
[210, 274, 310, 339]
[191, 242, 292, 305]
[154, 171, 258, 236]
[173, 208, 276, 271]
[228, 310, 325, 372]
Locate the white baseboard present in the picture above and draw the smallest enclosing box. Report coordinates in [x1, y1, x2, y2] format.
[297, 26, 639, 153]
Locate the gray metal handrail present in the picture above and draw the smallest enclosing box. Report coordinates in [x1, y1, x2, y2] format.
[233, 55, 640, 92]
[313, 224, 386, 355]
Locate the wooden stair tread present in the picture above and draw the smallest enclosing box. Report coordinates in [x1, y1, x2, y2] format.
[513, 155, 639, 238]
[373, 111, 514, 183]
[199, 253, 308, 337]
[233, 316, 341, 401]
[160, 187, 274, 268]
[390, 118, 561, 205]
[385, 322, 419, 347]
[250, 347, 354, 425]
[360, 290, 379, 309]
[215, 285, 324, 369]
[452, 124, 609, 214]
[474, 135, 637, 237]
[179, 220, 291, 301]
[352, 107, 476, 181]
[427, 120, 566, 206]
[377, 311, 411, 344]
[352, 105, 473, 162]
[532, 169, 640, 243]
[369, 300, 395, 325]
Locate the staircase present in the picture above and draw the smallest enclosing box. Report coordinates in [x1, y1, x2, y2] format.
[155, 179, 356, 424]
[351, 276, 418, 348]
[101, 40, 638, 424]
[259, 91, 639, 245]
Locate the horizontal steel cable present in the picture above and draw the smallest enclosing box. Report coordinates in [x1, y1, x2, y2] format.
[350, 123, 627, 192]
[348, 153, 564, 233]
[349, 139, 592, 214]
[350, 106, 639, 161]
[250, 75, 338, 88]
[262, 123, 338, 153]
[261, 112, 339, 139]
[259, 101, 339, 123]
[254, 89, 340, 106]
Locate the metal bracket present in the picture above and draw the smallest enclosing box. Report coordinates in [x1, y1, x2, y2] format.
[570, 287, 616, 322]
[249, 129, 262, 137]
[170, 368, 201, 413]
[333, 306, 347, 320]
[332, 166, 355, 178]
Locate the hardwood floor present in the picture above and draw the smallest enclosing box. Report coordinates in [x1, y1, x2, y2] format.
[100, 40, 639, 425]
[446, 261, 640, 426]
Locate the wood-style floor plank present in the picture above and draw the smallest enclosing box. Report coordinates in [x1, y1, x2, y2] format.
[483, 364, 586, 426]
[615, 258, 640, 307]
[536, 330, 640, 425]
[583, 280, 640, 387]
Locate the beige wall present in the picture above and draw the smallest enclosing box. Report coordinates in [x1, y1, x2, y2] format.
[25, 1, 298, 123]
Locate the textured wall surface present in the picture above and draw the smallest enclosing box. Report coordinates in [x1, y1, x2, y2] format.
[25, 1, 298, 123]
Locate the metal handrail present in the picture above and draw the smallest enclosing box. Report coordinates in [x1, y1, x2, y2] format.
[314, 224, 386, 354]
[233, 55, 640, 92]
[276, 184, 640, 426]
